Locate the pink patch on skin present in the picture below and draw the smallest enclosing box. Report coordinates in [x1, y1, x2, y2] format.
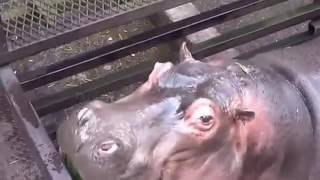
[142, 61, 173, 90]
[207, 59, 226, 67]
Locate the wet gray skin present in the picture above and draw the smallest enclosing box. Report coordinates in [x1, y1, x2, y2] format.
[58, 41, 320, 180]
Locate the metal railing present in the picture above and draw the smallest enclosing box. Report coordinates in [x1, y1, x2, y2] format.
[0, 0, 191, 61]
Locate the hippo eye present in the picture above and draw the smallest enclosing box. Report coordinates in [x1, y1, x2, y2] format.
[193, 114, 215, 131]
[99, 141, 119, 155]
[199, 115, 213, 124]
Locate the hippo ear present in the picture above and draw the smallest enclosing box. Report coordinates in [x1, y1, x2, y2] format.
[234, 109, 255, 123]
[179, 41, 196, 62]
[147, 61, 173, 88]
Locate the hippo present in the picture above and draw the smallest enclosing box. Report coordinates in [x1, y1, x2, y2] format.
[57, 39, 320, 180]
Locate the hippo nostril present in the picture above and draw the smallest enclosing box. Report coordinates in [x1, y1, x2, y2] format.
[77, 108, 89, 120]
[99, 140, 119, 154]
[77, 107, 91, 126]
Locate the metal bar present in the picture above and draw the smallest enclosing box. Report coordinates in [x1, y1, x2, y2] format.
[31, 3, 320, 116]
[0, 66, 72, 180]
[236, 30, 320, 60]
[19, 0, 287, 91]
[192, 3, 320, 59]
[0, 18, 8, 53]
[0, 0, 192, 64]
[33, 61, 153, 116]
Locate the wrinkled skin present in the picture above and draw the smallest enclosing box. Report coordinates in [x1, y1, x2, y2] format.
[57, 39, 320, 180]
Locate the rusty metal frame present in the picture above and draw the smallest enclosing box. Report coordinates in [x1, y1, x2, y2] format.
[19, 0, 288, 91]
[237, 30, 320, 60]
[34, 60, 153, 116]
[0, 66, 72, 180]
[0, 0, 192, 64]
[192, 3, 320, 59]
[30, 2, 320, 116]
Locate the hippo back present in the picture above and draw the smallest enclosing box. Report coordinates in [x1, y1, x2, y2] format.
[245, 37, 320, 179]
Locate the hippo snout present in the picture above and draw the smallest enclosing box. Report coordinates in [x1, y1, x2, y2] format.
[99, 140, 119, 154]
[57, 100, 140, 180]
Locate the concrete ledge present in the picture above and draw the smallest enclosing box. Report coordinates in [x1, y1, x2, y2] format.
[150, 2, 239, 61]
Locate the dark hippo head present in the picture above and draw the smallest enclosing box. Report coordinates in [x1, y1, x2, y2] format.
[58, 42, 266, 180]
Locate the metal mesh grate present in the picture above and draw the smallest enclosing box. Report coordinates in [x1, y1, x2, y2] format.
[0, 0, 158, 50]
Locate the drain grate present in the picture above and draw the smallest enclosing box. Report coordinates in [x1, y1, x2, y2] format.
[0, 0, 159, 50]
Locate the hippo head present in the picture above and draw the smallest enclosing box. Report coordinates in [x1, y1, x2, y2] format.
[57, 42, 258, 180]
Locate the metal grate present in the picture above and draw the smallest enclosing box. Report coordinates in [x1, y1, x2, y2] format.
[0, 0, 158, 50]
